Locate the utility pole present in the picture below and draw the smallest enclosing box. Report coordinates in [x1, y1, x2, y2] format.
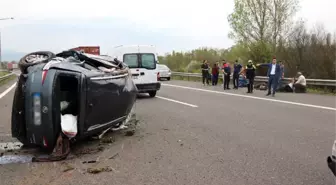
[0, 17, 14, 65]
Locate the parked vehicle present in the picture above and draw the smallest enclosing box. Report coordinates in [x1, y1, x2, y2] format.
[327, 140, 336, 176]
[7, 62, 18, 71]
[111, 45, 161, 97]
[11, 50, 137, 153]
[70, 46, 100, 55]
[157, 64, 171, 81]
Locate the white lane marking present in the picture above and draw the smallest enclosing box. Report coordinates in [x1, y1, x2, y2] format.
[0, 83, 17, 99]
[156, 96, 198, 108]
[162, 83, 336, 111]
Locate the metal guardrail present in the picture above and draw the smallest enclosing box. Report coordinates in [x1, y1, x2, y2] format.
[171, 72, 336, 87]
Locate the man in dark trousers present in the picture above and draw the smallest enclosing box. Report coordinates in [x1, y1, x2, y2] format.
[222, 61, 231, 90]
[233, 60, 242, 89]
[201, 60, 210, 85]
[266, 57, 281, 97]
[211, 63, 219, 86]
[244, 60, 256, 93]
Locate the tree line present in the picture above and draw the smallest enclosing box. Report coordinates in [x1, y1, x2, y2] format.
[158, 0, 335, 79]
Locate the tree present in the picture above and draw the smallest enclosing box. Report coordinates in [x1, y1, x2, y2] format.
[228, 0, 300, 55]
[267, 0, 300, 51]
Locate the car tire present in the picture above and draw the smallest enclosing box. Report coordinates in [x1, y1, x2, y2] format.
[148, 91, 157, 97]
[19, 51, 56, 74]
[167, 77, 171, 81]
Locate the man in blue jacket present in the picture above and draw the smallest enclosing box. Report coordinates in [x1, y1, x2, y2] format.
[233, 60, 242, 89]
[266, 57, 281, 97]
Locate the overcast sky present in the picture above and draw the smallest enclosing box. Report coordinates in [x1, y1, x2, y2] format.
[0, 0, 335, 54]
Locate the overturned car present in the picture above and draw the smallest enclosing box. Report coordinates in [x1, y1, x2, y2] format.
[11, 50, 137, 157]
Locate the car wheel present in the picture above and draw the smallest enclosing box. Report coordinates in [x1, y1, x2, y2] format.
[19, 51, 56, 74]
[167, 77, 171, 81]
[148, 91, 157, 97]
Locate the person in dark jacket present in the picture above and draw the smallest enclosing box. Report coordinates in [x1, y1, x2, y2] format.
[222, 62, 231, 90]
[266, 57, 281, 97]
[201, 60, 210, 85]
[244, 60, 256, 93]
[211, 63, 219, 86]
[233, 60, 242, 89]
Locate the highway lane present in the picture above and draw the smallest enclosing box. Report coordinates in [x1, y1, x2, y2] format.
[163, 80, 336, 108]
[0, 79, 17, 143]
[0, 80, 335, 185]
[157, 81, 335, 185]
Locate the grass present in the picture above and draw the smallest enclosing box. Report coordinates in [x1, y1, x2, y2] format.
[306, 87, 336, 96]
[0, 74, 17, 87]
[171, 75, 336, 96]
[0, 71, 9, 77]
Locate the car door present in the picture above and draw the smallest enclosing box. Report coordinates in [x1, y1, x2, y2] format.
[84, 73, 127, 132]
[123, 54, 142, 84]
[139, 53, 157, 84]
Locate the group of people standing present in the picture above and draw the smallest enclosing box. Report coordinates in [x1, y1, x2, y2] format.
[200, 59, 256, 92]
[200, 57, 300, 97]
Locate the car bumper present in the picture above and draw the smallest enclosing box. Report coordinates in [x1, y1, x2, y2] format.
[160, 73, 171, 78]
[136, 82, 161, 92]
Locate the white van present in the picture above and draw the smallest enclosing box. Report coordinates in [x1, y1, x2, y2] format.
[112, 45, 161, 97]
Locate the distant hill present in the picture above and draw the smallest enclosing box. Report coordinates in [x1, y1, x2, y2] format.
[1, 50, 26, 62]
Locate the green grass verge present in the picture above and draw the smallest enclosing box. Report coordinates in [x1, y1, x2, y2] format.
[0, 74, 17, 87]
[171, 75, 336, 96]
[0, 71, 9, 77]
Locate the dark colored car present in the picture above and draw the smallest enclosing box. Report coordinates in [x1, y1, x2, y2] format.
[11, 50, 137, 152]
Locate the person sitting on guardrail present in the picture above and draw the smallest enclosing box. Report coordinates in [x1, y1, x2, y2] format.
[292, 72, 307, 93]
[201, 60, 210, 85]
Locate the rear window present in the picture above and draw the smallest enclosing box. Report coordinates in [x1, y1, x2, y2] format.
[123, 53, 156, 69]
[141, 54, 155, 69]
[123, 54, 138, 68]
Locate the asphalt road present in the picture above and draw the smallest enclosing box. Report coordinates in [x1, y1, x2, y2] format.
[0, 80, 335, 185]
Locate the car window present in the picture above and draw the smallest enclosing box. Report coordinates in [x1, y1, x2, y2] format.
[123, 54, 138, 68]
[141, 54, 155, 69]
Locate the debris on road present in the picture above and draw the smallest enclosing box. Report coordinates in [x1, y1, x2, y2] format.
[74, 146, 104, 156]
[125, 130, 135, 136]
[108, 153, 119, 160]
[0, 155, 33, 165]
[0, 142, 23, 151]
[62, 163, 75, 172]
[82, 160, 97, 164]
[87, 166, 113, 174]
[100, 137, 115, 144]
[32, 133, 70, 162]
